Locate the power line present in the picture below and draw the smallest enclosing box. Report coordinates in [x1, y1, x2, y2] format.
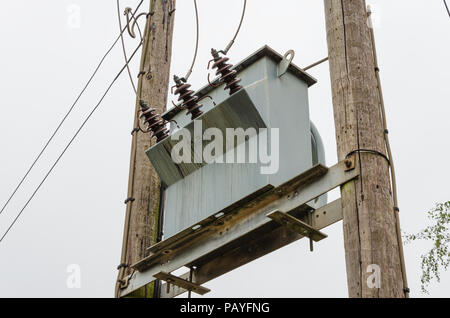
[0, 41, 143, 244]
[0, 1, 145, 218]
[444, 0, 450, 18]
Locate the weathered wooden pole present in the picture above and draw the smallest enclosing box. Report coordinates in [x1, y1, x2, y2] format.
[324, 0, 407, 297]
[116, 0, 175, 298]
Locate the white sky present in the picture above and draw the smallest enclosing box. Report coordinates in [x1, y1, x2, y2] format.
[0, 0, 449, 298]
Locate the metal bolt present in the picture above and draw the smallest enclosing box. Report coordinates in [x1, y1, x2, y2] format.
[345, 159, 352, 168]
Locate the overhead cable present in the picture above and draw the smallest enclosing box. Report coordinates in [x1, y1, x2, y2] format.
[0, 42, 143, 244]
[0, 1, 145, 217]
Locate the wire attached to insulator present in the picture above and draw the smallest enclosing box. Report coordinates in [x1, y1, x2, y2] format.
[171, 0, 199, 85]
[204, 0, 246, 95]
[208, 48, 242, 95]
[184, 0, 200, 81]
[222, 0, 247, 55]
[171, 0, 201, 119]
[139, 100, 169, 142]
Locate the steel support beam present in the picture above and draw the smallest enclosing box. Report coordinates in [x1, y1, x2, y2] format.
[118, 159, 358, 297]
[160, 198, 343, 298]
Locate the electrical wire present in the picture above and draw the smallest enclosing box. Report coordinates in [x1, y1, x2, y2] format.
[0, 41, 143, 244]
[183, 0, 200, 81]
[125, 11, 148, 39]
[0, 1, 145, 218]
[222, 0, 247, 54]
[117, 0, 144, 94]
[445, 0, 450, 18]
[367, 6, 409, 298]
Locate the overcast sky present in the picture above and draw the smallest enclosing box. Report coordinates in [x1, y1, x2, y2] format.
[0, 0, 449, 298]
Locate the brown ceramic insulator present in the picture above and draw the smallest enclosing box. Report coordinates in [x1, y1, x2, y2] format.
[173, 75, 203, 120]
[139, 100, 169, 142]
[210, 48, 242, 95]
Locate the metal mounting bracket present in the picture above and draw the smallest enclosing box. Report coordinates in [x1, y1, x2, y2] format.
[118, 160, 359, 298]
[154, 271, 211, 296]
[267, 210, 327, 242]
[160, 198, 344, 298]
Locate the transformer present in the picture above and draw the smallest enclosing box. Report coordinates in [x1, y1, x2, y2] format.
[146, 45, 326, 240]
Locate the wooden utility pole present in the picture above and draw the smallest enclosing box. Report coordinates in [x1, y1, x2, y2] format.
[324, 0, 407, 297]
[116, 0, 175, 298]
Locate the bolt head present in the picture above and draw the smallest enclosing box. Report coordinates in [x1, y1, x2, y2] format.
[345, 159, 352, 168]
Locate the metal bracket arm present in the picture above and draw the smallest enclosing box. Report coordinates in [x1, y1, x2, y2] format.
[154, 271, 210, 296]
[267, 210, 327, 242]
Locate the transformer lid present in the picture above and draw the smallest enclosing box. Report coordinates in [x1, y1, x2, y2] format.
[162, 45, 317, 121]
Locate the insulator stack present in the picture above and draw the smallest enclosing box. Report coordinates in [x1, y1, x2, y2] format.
[139, 100, 169, 142]
[173, 75, 203, 120]
[210, 48, 242, 95]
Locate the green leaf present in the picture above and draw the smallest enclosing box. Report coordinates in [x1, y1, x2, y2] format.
[404, 201, 450, 294]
